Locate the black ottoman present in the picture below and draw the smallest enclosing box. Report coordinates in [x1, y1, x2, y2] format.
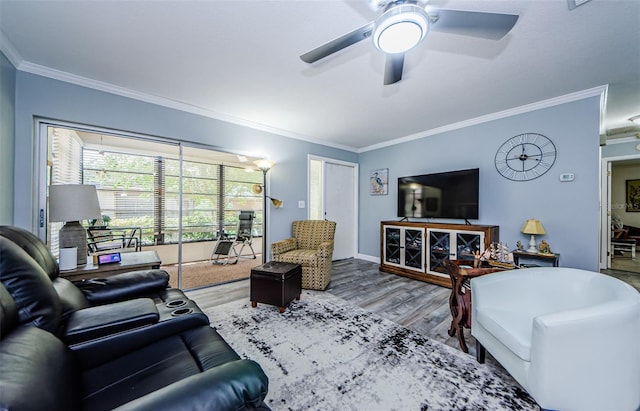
[250, 261, 302, 313]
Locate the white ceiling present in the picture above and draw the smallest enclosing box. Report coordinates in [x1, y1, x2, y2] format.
[1, 0, 639, 152]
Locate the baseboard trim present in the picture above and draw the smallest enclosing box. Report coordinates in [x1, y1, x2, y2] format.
[356, 253, 378, 263]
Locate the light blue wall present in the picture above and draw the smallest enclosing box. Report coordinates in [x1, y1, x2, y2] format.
[10, 70, 602, 269]
[358, 97, 602, 271]
[0, 52, 16, 225]
[12, 72, 357, 250]
[602, 139, 640, 159]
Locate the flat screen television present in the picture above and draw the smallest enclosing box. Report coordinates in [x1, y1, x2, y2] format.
[397, 168, 479, 220]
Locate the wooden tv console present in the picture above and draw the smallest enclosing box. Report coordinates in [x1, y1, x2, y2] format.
[380, 221, 499, 287]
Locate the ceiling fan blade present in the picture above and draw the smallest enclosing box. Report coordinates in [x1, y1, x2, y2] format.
[384, 53, 404, 85]
[300, 22, 375, 63]
[430, 9, 519, 40]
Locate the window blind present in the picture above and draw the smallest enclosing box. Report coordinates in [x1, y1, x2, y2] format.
[48, 127, 83, 256]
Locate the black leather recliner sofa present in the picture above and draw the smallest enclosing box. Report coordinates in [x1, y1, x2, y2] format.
[0, 227, 270, 410]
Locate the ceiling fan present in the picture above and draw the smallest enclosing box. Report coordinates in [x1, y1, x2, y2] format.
[300, 0, 519, 85]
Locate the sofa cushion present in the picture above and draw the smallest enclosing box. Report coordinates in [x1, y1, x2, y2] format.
[0, 225, 60, 279]
[0, 325, 81, 411]
[276, 249, 318, 267]
[82, 325, 242, 411]
[476, 307, 534, 361]
[292, 220, 336, 250]
[53, 277, 91, 320]
[111, 359, 270, 411]
[0, 237, 61, 334]
[0, 283, 18, 337]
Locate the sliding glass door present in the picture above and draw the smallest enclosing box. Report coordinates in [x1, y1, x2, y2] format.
[38, 121, 263, 289]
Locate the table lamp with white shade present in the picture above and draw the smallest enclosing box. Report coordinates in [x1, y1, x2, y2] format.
[521, 219, 546, 253]
[49, 184, 102, 265]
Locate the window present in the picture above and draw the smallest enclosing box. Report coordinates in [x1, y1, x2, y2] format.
[51, 128, 263, 246]
[83, 149, 157, 243]
[223, 166, 263, 236]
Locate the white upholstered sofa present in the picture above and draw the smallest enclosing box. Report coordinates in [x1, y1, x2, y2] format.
[471, 267, 640, 411]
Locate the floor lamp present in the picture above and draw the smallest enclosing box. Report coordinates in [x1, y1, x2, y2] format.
[254, 160, 276, 260]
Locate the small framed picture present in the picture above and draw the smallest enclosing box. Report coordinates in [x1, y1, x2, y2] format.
[626, 179, 640, 212]
[370, 168, 388, 195]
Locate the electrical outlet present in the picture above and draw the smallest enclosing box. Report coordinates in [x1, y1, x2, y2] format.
[298, 201, 305, 209]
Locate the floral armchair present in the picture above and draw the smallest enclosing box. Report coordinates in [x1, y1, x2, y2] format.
[271, 220, 336, 290]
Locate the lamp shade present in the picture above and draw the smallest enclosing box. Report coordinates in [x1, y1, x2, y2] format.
[49, 184, 102, 222]
[521, 219, 546, 235]
[253, 159, 275, 172]
[269, 197, 283, 208]
[252, 184, 264, 195]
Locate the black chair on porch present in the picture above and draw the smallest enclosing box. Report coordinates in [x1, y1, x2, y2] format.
[209, 211, 256, 265]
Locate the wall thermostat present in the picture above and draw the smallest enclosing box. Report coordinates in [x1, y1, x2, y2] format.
[559, 173, 575, 182]
[97, 252, 122, 265]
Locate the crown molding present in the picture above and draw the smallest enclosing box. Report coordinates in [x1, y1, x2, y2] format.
[358, 85, 608, 153]
[0, 30, 23, 69]
[2, 43, 606, 155]
[606, 135, 640, 145]
[12, 58, 361, 153]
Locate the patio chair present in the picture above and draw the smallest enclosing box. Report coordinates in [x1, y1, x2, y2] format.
[87, 226, 142, 254]
[209, 211, 256, 265]
[209, 230, 237, 265]
[233, 210, 257, 260]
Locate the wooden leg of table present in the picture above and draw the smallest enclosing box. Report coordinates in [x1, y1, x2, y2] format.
[476, 340, 486, 364]
[278, 306, 285, 313]
[457, 326, 469, 353]
[251, 301, 257, 308]
[448, 321, 457, 337]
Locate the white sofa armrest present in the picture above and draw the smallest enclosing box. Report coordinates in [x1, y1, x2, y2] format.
[529, 299, 640, 411]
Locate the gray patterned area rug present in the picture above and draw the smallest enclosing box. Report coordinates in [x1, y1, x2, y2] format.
[206, 291, 537, 411]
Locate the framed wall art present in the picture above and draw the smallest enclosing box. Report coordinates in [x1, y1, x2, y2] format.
[370, 168, 388, 195]
[626, 179, 640, 212]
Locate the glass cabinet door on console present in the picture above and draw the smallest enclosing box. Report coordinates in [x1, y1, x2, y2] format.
[380, 221, 498, 287]
[383, 225, 425, 273]
[428, 230, 450, 275]
[427, 229, 484, 277]
[384, 227, 401, 265]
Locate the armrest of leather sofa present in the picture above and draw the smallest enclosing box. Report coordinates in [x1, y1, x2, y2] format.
[70, 300, 210, 368]
[112, 359, 270, 411]
[64, 298, 159, 345]
[74, 269, 170, 305]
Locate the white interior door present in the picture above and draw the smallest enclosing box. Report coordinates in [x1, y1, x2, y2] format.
[324, 162, 356, 260]
[309, 157, 357, 261]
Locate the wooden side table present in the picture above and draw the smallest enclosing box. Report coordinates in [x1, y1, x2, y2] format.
[512, 250, 560, 267]
[60, 250, 161, 282]
[444, 260, 505, 353]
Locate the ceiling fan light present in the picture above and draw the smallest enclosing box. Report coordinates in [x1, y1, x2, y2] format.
[373, 4, 429, 54]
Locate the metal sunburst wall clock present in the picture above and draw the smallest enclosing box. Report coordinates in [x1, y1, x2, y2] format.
[494, 133, 557, 181]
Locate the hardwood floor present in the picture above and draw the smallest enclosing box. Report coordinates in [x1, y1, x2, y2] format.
[186, 258, 640, 362]
[187, 258, 479, 357]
